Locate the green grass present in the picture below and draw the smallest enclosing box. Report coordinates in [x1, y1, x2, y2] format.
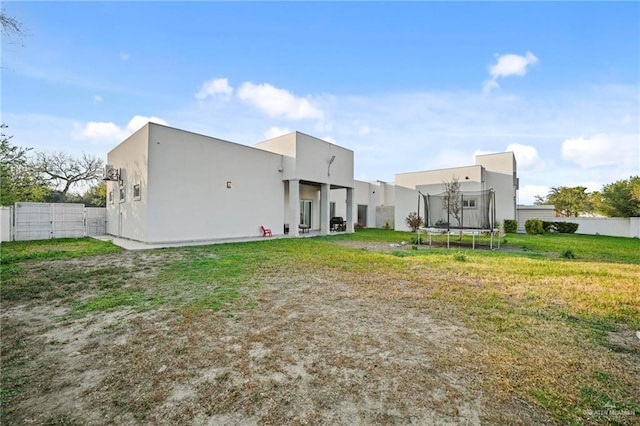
[1, 237, 122, 264]
[1, 230, 639, 424]
[503, 232, 640, 263]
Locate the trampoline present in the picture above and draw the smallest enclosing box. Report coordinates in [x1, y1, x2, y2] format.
[417, 188, 500, 249]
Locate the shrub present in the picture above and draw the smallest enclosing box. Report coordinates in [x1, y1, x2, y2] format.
[556, 222, 579, 234]
[410, 234, 427, 245]
[542, 221, 557, 233]
[503, 219, 517, 233]
[405, 212, 424, 232]
[525, 219, 544, 235]
[453, 252, 467, 262]
[561, 248, 576, 259]
[354, 222, 365, 230]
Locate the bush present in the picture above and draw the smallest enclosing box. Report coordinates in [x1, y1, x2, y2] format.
[405, 212, 423, 232]
[453, 252, 467, 262]
[410, 234, 427, 245]
[542, 221, 556, 233]
[540, 221, 579, 234]
[503, 219, 517, 233]
[556, 222, 579, 234]
[525, 219, 544, 235]
[561, 248, 576, 259]
[354, 222, 365, 230]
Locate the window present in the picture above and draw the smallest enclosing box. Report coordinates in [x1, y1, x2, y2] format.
[119, 186, 125, 203]
[108, 190, 114, 204]
[133, 184, 141, 200]
[462, 198, 477, 208]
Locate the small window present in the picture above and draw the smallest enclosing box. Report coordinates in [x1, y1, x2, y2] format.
[119, 186, 125, 203]
[462, 198, 477, 208]
[133, 184, 141, 200]
[108, 190, 114, 204]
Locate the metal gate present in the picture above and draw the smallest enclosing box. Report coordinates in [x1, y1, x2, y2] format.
[11, 202, 106, 241]
[85, 207, 107, 236]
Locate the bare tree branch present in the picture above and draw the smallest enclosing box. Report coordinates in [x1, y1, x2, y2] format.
[35, 151, 104, 200]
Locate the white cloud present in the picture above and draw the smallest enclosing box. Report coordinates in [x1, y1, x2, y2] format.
[73, 121, 125, 144]
[561, 133, 639, 168]
[506, 143, 543, 171]
[263, 126, 291, 139]
[483, 51, 538, 94]
[323, 136, 337, 144]
[73, 115, 167, 144]
[518, 184, 550, 205]
[93, 95, 103, 103]
[237, 82, 324, 120]
[126, 115, 167, 133]
[195, 77, 233, 100]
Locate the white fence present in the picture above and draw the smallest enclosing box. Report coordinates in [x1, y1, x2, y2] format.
[0, 203, 107, 242]
[553, 217, 640, 238]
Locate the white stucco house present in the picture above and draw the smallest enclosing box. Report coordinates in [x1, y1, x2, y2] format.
[105, 123, 355, 243]
[105, 123, 518, 244]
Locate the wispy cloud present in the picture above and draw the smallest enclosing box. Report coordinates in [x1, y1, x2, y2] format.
[562, 133, 639, 169]
[195, 77, 233, 100]
[483, 51, 538, 94]
[237, 82, 324, 120]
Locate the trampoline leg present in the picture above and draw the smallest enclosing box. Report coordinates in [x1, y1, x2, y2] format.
[472, 233, 475, 250]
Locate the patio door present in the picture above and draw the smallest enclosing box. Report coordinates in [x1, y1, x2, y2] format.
[300, 200, 312, 226]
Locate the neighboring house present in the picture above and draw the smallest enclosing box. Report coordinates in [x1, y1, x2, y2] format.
[516, 205, 556, 233]
[388, 152, 518, 230]
[105, 123, 518, 244]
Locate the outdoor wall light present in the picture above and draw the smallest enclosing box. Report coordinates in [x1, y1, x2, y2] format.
[226, 181, 232, 189]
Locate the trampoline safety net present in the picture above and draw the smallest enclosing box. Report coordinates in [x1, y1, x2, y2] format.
[422, 188, 496, 230]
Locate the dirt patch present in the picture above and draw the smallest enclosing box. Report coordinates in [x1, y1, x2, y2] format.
[2, 249, 554, 425]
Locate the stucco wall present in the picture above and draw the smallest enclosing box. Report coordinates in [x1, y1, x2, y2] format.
[395, 165, 482, 190]
[393, 185, 421, 231]
[554, 217, 640, 238]
[106, 124, 150, 241]
[485, 170, 516, 224]
[294, 133, 354, 189]
[143, 124, 285, 243]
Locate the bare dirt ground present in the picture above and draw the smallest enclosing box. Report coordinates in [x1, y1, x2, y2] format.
[3, 247, 557, 425]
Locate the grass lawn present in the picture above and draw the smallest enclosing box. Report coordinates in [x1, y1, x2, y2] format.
[1, 230, 639, 424]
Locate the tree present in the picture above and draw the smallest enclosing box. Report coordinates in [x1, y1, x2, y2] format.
[593, 176, 640, 217]
[73, 182, 107, 207]
[0, 124, 51, 205]
[443, 176, 462, 227]
[35, 151, 104, 201]
[1, 12, 24, 45]
[535, 186, 593, 217]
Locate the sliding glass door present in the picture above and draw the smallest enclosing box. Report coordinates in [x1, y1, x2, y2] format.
[300, 200, 312, 226]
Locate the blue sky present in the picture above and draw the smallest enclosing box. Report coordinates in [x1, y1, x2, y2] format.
[2, 1, 639, 204]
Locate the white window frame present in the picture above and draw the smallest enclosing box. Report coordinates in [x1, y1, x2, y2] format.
[462, 198, 477, 209]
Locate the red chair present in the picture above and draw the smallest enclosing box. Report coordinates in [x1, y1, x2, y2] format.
[261, 226, 272, 237]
